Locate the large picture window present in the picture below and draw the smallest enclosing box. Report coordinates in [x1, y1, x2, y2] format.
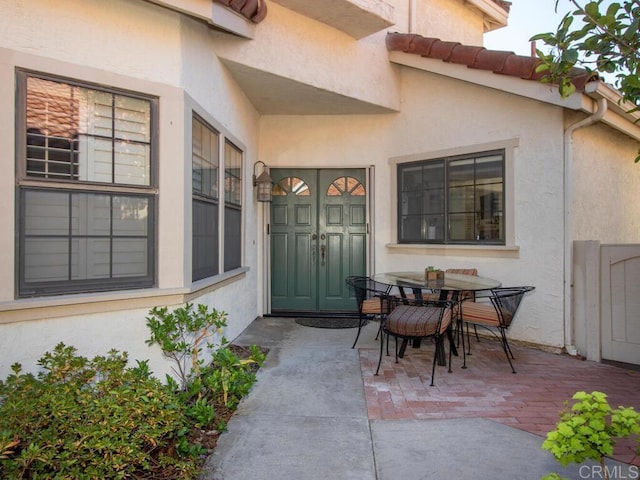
[17, 71, 156, 297]
[398, 150, 505, 245]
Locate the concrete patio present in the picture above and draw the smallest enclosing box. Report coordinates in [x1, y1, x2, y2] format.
[201, 317, 640, 480]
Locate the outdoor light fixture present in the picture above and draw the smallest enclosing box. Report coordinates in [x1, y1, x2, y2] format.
[253, 160, 274, 202]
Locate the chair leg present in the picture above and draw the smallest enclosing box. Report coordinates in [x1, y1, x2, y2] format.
[375, 330, 385, 376]
[430, 337, 442, 387]
[499, 329, 517, 374]
[351, 314, 366, 349]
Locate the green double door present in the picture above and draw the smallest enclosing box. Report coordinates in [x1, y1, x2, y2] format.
[270, 168, 367, 313]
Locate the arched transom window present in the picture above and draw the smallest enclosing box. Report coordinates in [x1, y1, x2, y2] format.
[273, 176, 310, 196]
[327, 176, 365, 196]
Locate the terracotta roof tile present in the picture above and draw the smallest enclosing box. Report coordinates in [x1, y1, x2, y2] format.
[386, 32, 597, 91]
[492, 0, 512, 12]
[214, 0, 267, 23]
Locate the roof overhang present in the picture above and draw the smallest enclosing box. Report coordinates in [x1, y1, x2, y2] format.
[464, 0, 509, 32]
[389, 50, 582, 109]
[389, 50, 640, 142]
[220, 58, 396, 114]
[144, 0, 257, 38]
[583, 82, 640, 142]
[270, 0, 394, 39]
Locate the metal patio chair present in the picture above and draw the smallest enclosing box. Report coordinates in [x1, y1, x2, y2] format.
[375, 295, 454, 386]
[459, 286, 535, 373]
[345, 276, 392, 348]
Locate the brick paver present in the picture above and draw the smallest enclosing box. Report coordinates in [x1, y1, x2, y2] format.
[360, 338, 640, 466]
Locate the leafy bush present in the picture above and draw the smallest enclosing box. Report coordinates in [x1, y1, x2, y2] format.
[146, 303, 228, 389]
[0, 304, 266, 479]
[146, 303, 266, 432]
[0, 343, 200, 479]
[541, 391, 640, 480]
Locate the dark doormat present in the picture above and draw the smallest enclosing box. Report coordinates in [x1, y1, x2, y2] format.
[295, 317, 365, 329]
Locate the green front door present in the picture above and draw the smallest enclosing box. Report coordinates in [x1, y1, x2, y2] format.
[270, 168, 367, 313]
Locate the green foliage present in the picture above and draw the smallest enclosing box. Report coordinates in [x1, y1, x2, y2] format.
[147, 303, 266, 430]
[146, 302, 228, 389]
[541, 390, 640, 480]
[0, 304, 266, 479]
[205, 345, 265, 409]
[0, 343, 199, 479]
[531, 0, 640, 162]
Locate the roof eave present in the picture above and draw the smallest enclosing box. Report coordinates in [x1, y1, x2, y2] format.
[388, 50, 583, 109]
[584, 82, 640, 141]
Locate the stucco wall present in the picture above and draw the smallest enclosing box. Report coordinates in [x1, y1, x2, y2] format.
[260, 68, 568, 348]
[0, 0, 262, 379]
[571, 117, 640, 243]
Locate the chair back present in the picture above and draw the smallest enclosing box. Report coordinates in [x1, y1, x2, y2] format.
[445, 268, 478, 301]
[345, 276, 392, 313]
[489, 286, 535, 328]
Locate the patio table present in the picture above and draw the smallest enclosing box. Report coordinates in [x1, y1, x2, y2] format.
[372, 271, 502, 364]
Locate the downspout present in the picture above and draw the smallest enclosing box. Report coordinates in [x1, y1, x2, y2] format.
[408, 0, 416, 33]
[563, 95, 607, 355]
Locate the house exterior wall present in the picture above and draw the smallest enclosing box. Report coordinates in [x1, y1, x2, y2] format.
[0, 0, 262, 379]
[260, 67, 568, 349]
[405, 0, 486, 45]
[570, 116, 640, 242]
[1, 0, 637, 379]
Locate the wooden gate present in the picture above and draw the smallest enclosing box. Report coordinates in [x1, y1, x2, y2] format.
[600, 244, 640, 365]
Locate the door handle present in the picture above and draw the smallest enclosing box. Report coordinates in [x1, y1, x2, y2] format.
[320, 244, 326, 266]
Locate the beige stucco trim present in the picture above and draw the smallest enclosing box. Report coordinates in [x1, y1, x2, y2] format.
[385, 243, 520, 258]
[0, 268, 248, 325]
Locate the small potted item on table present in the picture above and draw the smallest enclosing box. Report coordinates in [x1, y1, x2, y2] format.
[425, 266, 444, 281]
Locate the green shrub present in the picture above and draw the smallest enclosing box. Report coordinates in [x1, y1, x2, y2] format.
[0, 343, 200, 479]
[146, 303, 266, 431]
[541, 391, 640, 480]
[146, 303, 228, 389]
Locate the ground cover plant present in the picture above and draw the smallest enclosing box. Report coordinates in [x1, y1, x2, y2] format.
[0, 303, 265, 479]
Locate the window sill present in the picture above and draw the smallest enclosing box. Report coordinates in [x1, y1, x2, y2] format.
[385, 243, 520, 258]
[0, 267, 249, 325]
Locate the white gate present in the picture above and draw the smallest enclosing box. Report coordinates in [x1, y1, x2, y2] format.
[600, 245, 640, 365]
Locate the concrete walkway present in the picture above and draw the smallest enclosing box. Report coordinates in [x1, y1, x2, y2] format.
[201, 317, 638, 480]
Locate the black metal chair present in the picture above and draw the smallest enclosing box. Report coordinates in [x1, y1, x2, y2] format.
[345, 276, 392, 348]
[458, 286, 535, 373]
[375, 295, 454, 386]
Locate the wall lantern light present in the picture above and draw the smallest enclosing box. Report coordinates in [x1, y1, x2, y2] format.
[253, 161, 274, 202]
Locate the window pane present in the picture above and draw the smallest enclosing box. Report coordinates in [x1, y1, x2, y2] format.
[114, 95, 151, 143]
[21, 188, 153, 294]
[224, 206, 241, 271]
[114, 141, 150, 185]
[224, 141, 242, 206]
[112, 238, 148, 277]
[449, 213, 475, 241]
[24, 238, 69, 282]
[193, 199, 218, 280]
[24, 190, 70, 235]
[26, 76, 152, 187]
[192, 117, 219, 199]
[70, 238, 111, 280]
[113, 196, 149, 236]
